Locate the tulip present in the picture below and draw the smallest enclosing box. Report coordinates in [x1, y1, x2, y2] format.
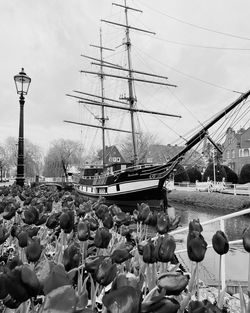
[95, 257, 117, 286]
[243, 227, 250, 253]
[114, 211, 130, 227]
[85, 255, 107, 274]
[212, 231, 229, 255]
[144, 211, 157, 227]
[111, 248, 133, 264]
[87, 217, 99, 231]
[103, 212, 114, 229]
[23, 206, 39, 225]
[35, 214, 48, 226]
[95, 204, 108, 220]
[141, 295, 180, 313]
[7, 256, 23, 270]
[0, 273, 8, 299]
[109, 204, 122, 216]
[77, 220, 90, 241]
[94, 227, 112, 249]
[138, 203, 151, 223]
[3, 297, 21, 309]
[103, 285, 141, 313]
[25, 237, 42, 262]
[20, 264, 41, 297]
[17, 231, 29, 248]
[3, 203, 16, 220]
[63, 243, 81, 271]
[111, 272, 141, 291]
[0, 224, 10, 245]
[59, 210, 74, 233]
[46, 212, 60, 229]
[154, 234, 176, 263]
[5, 268, 30, 302]
[189, 219, 203, 234]
[156, 212, 170, 234]
[143, 240, 156, 264]
[187, 231, 207, 263]
[188, 299, 222, 312]
[157, 271, 189, 295]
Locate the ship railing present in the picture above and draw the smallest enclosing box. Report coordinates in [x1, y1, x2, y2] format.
[111, 163, 163, 175]
[169, 207, 250, 292]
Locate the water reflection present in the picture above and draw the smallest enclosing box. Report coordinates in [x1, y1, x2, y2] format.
[171, 202, 249, 283]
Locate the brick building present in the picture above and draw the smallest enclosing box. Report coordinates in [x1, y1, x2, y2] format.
[222, 127, 250, 175]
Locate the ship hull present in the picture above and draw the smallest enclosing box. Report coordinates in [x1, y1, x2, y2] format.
[76, 177, 166, 210]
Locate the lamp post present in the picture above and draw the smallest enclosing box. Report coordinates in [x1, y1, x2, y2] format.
[14, 68, 31, 187]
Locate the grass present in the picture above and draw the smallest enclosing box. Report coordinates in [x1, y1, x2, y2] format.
[168, 189, 250, 212]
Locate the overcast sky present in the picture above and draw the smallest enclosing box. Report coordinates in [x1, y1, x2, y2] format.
[1, 0, 250, 155]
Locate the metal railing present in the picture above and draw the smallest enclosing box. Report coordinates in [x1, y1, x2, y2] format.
[170, 207, 250, 291]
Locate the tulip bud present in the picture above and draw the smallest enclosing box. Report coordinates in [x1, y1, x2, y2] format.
[243, 227, 250, 253]
[95, 257, 117, 286]
[0, 225, 10, 245]
[63, 243, 81, 271]
[138, 203, 151, 223]
[154, 234, 176, 263]
[87, 217, 99, 231]
[46, 212, 60, 229]
[5, 268, 30, 302]
[187, 231, 207, 263]
[95, 204, 108, 220]
[111, 248, 132, 264]
[156, 212, 170, 234]
[23, 206, 39, 225]
[189, 219, 203, 233]
[103, 213, 114, 229]
[59, 210, 74, 233]
[144, 211, 157, 226]
[25, 238, 42, 263]
[77, 220, 90, 241]
[188, 299, 222, 312]
[85, 255, 106, 274]
[157, 271, 189, 295]
[94, 227, 112, 249]
[17, 231, 28, 248]
[3, 204, 16, 220]
[143, 240, 156, 264]
[212, 231, 229, 255]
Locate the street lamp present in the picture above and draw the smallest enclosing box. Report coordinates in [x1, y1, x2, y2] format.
[14, 68, 31, 187]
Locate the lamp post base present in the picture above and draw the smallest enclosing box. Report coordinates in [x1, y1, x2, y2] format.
[16, 177, 25, 187]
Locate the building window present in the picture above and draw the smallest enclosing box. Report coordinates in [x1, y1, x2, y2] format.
[226, 150, 230, 159]
[244, 148, 249, 157]
[228, 138, 232, 144]
[239, 149, 242, 157]
[231, 149, 235, 158]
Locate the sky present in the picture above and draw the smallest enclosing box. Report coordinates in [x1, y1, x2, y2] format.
[1, 0, 250, 156]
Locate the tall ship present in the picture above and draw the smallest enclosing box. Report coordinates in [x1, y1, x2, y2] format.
[65, 0, 250, 207]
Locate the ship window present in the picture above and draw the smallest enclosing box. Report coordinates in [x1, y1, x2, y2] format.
[116, 184, 120, 191]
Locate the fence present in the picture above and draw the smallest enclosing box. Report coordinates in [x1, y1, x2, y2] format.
[169, 207, 250, 294]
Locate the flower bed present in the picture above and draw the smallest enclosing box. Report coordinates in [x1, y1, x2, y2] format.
[0, 185, 249, 312]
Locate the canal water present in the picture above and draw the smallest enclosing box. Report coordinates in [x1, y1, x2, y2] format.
[170, 202, 250, 285]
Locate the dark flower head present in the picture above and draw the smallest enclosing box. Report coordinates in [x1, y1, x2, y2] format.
[59, 210, 74, 233]
[0, 273, 8, 299]
[157, 271, 189, 295]
[143, 239, 156, 264]
[95, 257, 117, 286]
[144, 211, 157, 226]
[77, 220, 90, 241]
[85, 255, 107, 274]
[156, 212, 170, 234]
[25, 238, 42, 263]
[0, 224, 10, 245]
[87, 217, 99, 231]
[23, 206, 39, 225]
[95, 204, 109, 220]
[103, 212, 114, 229]
[3, 203, 16, 220]
[154, 234, 176, 263]
[63, 243, 81, 272]
[46, 212, 60, 229]
[5, 268, 30, 302]
[111, 248, 133, 264]
[17, 231, 29, 248]
[20, 264, 41, 297]
[141, 295, 180, 313]
[94, 227, 112, 249]
[243, 226, 250, 253]
[137, 203, 151, 223]
[187, 231, 207, 263]
[189, 219, 203, 233]
[103, 286, 141, 313]
[212, 230, 229, 255]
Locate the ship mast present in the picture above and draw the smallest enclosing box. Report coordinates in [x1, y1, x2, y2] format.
[124, 0, 138, 165]
[89, 30, 114, 169]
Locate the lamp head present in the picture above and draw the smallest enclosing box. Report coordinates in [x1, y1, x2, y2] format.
[14, 68, 31, 95]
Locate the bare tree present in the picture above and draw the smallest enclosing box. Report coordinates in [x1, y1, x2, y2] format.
[120, 132, 159, 163]
[43, 139, 82, 180]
